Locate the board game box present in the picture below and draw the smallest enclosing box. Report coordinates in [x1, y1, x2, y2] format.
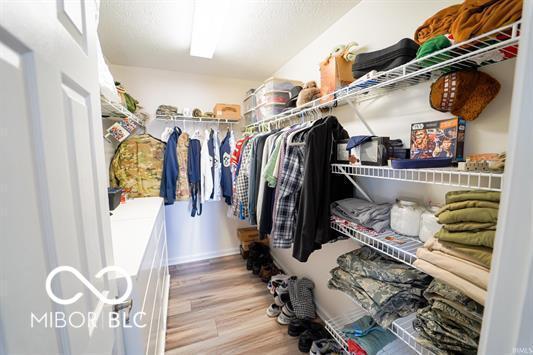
[410, 117, 465, 162]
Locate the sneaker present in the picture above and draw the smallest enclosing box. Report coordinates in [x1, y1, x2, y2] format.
[309, 338, 343, 355]
[277, 305, 295, 325]
[266, 303, 281, 318]
[288, 319, 311, 337]
[282, 302, 295, 317]
[274, 291, 291, 307]
[298, 325, 331, 353]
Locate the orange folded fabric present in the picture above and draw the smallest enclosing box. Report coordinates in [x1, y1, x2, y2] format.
[414, 4, 461, 45]
[451, 0, 523, 42]
[414, 0, 522, 45]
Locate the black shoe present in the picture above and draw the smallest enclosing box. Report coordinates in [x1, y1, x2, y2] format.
[298, 325, 330, 353]
[246, 257, 253, 270]
[288, 319, 311, 337]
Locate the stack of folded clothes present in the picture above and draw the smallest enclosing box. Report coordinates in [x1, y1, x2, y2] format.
[328, 247, 432, 327]
[414, 190, 499, 305]
[413, 279, 484, 355]
[342, 315, 397, 355]
[331, 198, 392, 233]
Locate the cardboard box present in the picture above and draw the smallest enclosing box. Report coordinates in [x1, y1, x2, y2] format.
[410, 117, 465, 162]
[237, 227, 259, 242]
[320, 55, 354, 102]
[214, 103, 241, 121]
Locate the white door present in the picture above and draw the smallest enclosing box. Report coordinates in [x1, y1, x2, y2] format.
[0, 1, 120, 354]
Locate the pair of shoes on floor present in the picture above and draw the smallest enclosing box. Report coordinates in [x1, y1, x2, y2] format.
[277, 302, 295, 325]
[298, 323, 331, 353]
[288, 319, 321, 337]
[309, 338, 343, 355]
[267, 274, 289, 295]
[266, 303, 281, 318]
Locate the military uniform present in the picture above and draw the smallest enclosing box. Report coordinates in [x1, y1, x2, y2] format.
[110, 134, 165, 198]
[176, 132, 190, 201]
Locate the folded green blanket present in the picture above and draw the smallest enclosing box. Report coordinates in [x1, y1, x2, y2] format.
[435, 228, 495, 248]
[445, 190, 500, 204]
[436, 200, 500, 216]
[443, 222, 497, 232]
[438, 208, 498, 224]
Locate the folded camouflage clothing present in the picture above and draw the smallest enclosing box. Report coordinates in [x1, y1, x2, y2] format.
[413, 280, 483, 355]
[156, 104, 178, 117]
[328, 247, 431, 327]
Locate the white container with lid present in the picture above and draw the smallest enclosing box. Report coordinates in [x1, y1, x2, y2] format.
[390, 199, 425, 237]
[419, 206, 442, 242]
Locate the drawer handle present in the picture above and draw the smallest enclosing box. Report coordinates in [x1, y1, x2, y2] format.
[113, 298, 133, 324]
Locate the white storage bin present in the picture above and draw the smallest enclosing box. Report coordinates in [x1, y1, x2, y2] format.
[256, 90, 291, 106]
[244, 110, 257, 125]
[243, 93, 256, 113]
[390, 200, 425, 237]
[256, 102, 286, 121]
[419, 206, 442, 242]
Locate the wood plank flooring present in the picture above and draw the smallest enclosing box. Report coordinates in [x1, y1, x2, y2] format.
[164, 255, 302, 355]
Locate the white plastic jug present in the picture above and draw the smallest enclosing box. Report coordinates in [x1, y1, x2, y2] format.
[390, 199, 424, 237]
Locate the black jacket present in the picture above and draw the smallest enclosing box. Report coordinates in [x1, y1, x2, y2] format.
[292, 116, 350, 262]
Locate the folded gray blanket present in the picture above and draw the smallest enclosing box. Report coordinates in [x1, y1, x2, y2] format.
[331, 198, 391, 232]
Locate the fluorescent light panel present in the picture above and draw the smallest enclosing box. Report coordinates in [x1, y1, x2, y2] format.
[190, 0, 228, 59]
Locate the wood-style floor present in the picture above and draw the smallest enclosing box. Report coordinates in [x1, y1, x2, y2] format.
[164, 255, 302, 355]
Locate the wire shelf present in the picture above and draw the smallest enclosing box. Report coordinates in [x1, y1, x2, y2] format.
[101, 96, 144, 126]
[245, 21, 520, 129]
[331, 217, 422, 266]
[390, 313, 434, 355]
[325, 307, 421, 355]
[154, 115, 240, 124]
[332, 164, 503, 191]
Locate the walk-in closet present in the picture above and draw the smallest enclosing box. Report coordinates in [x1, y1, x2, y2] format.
[2, 1, 532, 355]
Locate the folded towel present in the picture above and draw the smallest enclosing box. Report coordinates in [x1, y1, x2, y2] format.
[435, 228, 495, 248]
[436, 200, 500, 216]
[425, 237, 493, 268]
[416, 248, 489, 289]
[438, 207, 498, 224]
[445, 190, 500, 204]
[442, 222, 496, 232]
[413, 259, 486, 305]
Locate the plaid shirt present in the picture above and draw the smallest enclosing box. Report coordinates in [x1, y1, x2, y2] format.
[233, 138, 254, 220]
[271, 135, 305, 248]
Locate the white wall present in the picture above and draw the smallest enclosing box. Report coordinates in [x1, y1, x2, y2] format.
[270, 0, 516, 320]
[106, 64, 261, 265]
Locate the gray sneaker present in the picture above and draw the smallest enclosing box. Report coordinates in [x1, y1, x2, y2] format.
[309, 338, 343, 355]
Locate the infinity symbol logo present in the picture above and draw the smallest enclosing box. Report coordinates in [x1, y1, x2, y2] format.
[45, 266, 132, 305]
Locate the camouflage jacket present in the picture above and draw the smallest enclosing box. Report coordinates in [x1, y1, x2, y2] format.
[110, 134, 165, 198]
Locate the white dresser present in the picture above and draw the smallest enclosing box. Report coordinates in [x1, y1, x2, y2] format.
[110, 197, 169, 355]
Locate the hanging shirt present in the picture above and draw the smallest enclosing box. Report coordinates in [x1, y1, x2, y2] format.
[160, 127, 182, 205]
[212, 130, 222, 201]
[201, 130, 214, 203]
[220, 131, 233, 205]
[188, 138, 202, 217]
[176, 132, 190, 201]
[208, 129, 216, 199]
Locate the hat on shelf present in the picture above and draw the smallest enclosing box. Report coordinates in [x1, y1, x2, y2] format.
[296, 81, 321, 108]
[192, 108, 203, 117]
[429, 70, 500, 121]
[285, 85, 303, 109]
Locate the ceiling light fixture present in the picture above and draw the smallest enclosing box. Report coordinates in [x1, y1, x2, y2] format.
[189, 0, 229, 59]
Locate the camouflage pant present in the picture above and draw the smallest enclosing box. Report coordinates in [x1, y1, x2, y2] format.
[328, 267, 427, 328]
[337, 247, 432, 286]
[413, 280, 484, 354]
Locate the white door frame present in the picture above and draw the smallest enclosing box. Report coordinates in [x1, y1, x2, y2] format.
[479, 2, 533, 354]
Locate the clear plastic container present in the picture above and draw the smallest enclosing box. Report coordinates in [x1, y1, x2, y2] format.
[256, 102, 286, 121]
[390, 200, 425, 237]
[243, 92, 256, 113]
[256, 90, 291, 106]
[244, 110, 257, 125]
[419, 206, 442, 242]
[260, 77, 303, 92]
